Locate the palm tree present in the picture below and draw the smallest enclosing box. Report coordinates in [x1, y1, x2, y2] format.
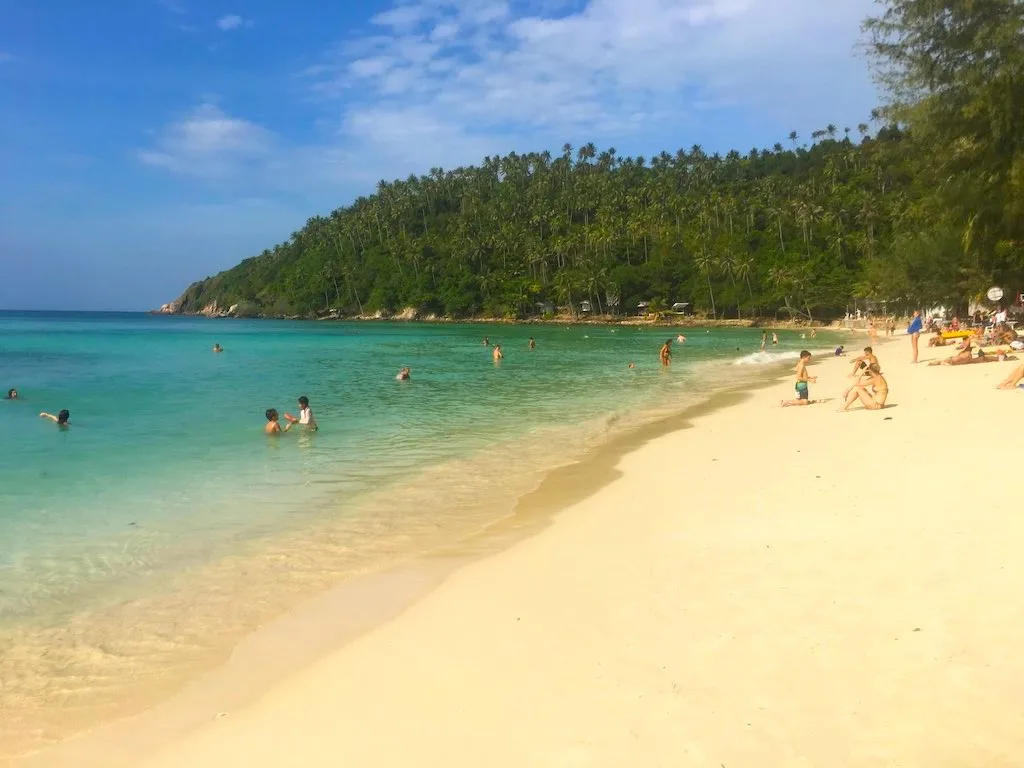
[788, 131, 799, 149]
[694, 249, 718, 319]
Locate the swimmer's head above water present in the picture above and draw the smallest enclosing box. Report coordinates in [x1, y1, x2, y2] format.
[6, 388, 16, 400]
[266, 408, 279, 422]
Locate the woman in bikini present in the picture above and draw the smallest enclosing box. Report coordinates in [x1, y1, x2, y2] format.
[840, 363, 888, 411]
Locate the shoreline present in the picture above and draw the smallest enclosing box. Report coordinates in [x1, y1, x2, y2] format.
[104, 332, 1024, 765]
[6, 345, 819, 766]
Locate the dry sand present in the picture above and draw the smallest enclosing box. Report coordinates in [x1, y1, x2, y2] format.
[32, 336, 1024, 766]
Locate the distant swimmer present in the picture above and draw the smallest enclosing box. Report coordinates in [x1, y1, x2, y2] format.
[396, 367, 411, 381]
[772, 332, 779, 346]
[265, 408, 292, 434]
[761, 331, 767, 351]
[676, 334, 687, 343]
[284, 395, 318, 431]
[6, 388, 17, 400]
[493, 345, 503, 361]
[213, 344, 223, 353]
[660, 339, 672, 367]
[40, 409, 70, 428]
[628, 362, 636, 369]
[810, 329, 817, 338]
[483, 337, 490, 346]
[529, 337, 536, 350]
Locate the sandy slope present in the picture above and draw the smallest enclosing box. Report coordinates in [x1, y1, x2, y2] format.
[99, 337, 1024, 766]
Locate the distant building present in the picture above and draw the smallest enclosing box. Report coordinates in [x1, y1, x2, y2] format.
[535, 301, 555, 315]
[579, 300, 592, 313]
[636, 301, 650, 316]
[671, 302, 690, 314]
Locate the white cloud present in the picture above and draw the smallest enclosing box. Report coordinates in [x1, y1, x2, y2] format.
[136, 103, 275, 179]
[216, 14, 248, 30]
[302, 0, 878, 171]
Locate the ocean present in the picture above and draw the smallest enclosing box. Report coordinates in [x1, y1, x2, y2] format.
[0, 311, 838, 755]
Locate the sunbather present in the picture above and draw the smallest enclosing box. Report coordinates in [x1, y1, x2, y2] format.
[997, 363, 1024, 390]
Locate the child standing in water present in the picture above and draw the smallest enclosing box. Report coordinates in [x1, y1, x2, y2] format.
[781, 351, 817, 407]
[285, 396, 318, 431]
[265, 409, 292, 434]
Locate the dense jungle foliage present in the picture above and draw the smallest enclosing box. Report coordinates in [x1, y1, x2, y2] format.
[175, 0, 1024, 320]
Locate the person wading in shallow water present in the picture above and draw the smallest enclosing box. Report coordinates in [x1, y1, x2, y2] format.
[40, 409, 71, 428]
[660, 339, 672, 367]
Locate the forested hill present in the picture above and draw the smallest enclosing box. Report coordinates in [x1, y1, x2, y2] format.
[175, 131, 909, 320]
[174, 0, 1024, 321]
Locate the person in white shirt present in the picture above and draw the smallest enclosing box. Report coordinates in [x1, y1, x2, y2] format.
[285, 395, 318, 431]
[994, 307, 1007, 324]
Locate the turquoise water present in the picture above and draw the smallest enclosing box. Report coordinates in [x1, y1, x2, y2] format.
[0, 311, 834, 754]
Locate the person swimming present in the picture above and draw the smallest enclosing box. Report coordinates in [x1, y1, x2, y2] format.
[213, 344, 223, 353]
[396, 367, 411, 380]
[529, 337, 536, 350]
[628, 362, 636, 369]
[265, 408, 292, 434]
[40, 409, 70, 428]
[493, 345, 503, 361]
[6, 388, 17, 400]
[676, 334, 687, 343]
[483, 337, 490, 347]
[284, 396, 318, 431]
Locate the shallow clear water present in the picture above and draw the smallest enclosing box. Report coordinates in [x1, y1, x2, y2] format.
[0, 311, 838, 753]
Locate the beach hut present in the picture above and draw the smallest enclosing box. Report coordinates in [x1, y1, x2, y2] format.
[636, 301, 650, 316]
[579, 300, 592, 314]
[671, 302, 691, 315]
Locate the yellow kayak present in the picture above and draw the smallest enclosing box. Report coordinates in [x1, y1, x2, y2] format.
[941, 330, 974, 339]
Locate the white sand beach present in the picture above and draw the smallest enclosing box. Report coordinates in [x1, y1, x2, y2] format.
[25, 336, 1024, 767]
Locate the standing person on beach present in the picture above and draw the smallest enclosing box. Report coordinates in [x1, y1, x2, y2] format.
[908, 310, 924, 363]
[284, 396, 317, 431]
[659, 339, 672, 367]
[781, 351, 816, 407]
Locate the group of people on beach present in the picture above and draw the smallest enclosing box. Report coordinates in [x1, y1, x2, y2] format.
[781, 345, 889, 411]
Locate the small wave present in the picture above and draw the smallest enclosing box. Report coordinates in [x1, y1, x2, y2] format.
[732, 350, 803, 366]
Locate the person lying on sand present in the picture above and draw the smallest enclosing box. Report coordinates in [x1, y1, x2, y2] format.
[997, 363, 1024, 390]
[781, 351, 816, 407]
[928, 343, 1005, 366]
[928, 330, 948, 347]
[840, 363, 888, 411]
[849, 347, 879, 376]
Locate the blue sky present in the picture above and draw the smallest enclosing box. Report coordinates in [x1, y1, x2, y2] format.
[0, 0, 879, 311]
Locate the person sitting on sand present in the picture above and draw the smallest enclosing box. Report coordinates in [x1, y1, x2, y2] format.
[284, 396, 318, 431]
[213, 343, 223, 353]
[265, 408, 292, 434]
[997, 363, 1024, 390]
[781, 351, 816, 407]
[396, 367, 411, 381]
[40, 409, 70, 428]
[6, 388, 17, 400]
[660, 339, 672, 367]
[928, 329, 948, 347]
[493, 345, 503, 361]
[840, 363, 889, 411]
[849, 346, 879, 376]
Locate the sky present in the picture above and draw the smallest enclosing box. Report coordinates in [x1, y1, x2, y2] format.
[0, 0, 880, 311]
